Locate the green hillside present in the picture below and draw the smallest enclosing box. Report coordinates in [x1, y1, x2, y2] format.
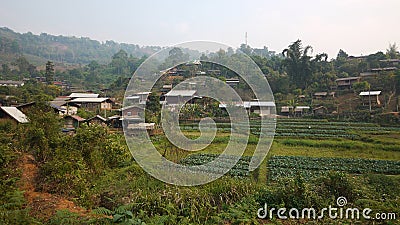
[0, 27, 160, 65]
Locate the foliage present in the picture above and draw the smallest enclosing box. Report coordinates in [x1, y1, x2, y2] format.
[0, 190, 38, 225]
[0, 27, 158, 65]
[267, 156, 400, 181]
[45, 61, 54, 84]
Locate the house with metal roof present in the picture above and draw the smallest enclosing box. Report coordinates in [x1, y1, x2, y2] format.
[49, 96, 79, 115]
[313, 92, 335, 99]
[280, 106, 293, 116]
[359, 91, 381, 105]
[335, 77, 360, 89]
[218, 100, 276, 116]
[0, 80, 25, 87]
[86, 115, 107, 126]
[69, 97, 113, 111]
[68, 93, 99, 99]
[0, 106, 29, 123]
[164, 90, 197, 105]
[294, 106, 311, 116]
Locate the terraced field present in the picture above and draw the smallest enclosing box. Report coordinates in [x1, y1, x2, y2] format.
[180, 119, 400, 139]
[178, 118, 400, 181]
[267, 155, 400, 180]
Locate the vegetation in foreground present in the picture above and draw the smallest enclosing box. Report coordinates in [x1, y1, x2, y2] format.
[1, 106, 400, 224]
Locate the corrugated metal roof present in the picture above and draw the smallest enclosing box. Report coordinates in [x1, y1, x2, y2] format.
[296, 106, 310, 109]
[314, 92, 328, 96]
[219, 101, 275, 108]
[136, 92, 151, 95]
[165, 90, 197, 96]
[0, 80, 25, 86]
[0, 106, 29, 123]
[359, 91, 381, 96]
[88, 115, 107, 122]
[69, 93, 99, 98]
[335, 77, 360, 81]
[246, 101, 275, 107]
[69, 98, 109, 103]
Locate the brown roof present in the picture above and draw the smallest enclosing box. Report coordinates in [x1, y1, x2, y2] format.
[66, 115, 85, 122]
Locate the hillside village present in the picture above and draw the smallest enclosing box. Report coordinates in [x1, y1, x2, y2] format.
[1, 54, 400, 131]
[1, 5, 400, 222]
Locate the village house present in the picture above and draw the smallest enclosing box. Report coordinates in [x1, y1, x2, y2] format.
[313, 106, 328, 115]
[294, 106, 310, 116]
[0, 106, 29, 124]
[68, 93, 99, 99]
[371, 67, 397, 73]
[219, 100, 276, 116]
[125, 92, 151, 105]
[164, 90, 197, 105]
[359, 91, 381, 106]
[243, 101, 275, 116]
[86, 115, 107, 126]
[63, 115, 85, 130]
[360, 71, 379, 77]
[313, 92, 335, 99]
[107, 115, 122, 128]
[126, 122, 156, 136]
[161, 84, 173, 94]
[280, 106, 293, 116]
[0, 80, 25, 87]
[49, 96, 79, 115]
[121, 105, 143, 119]
[335, 77, 360, 89]
[69, 97, 113, 111]
[16, 102, 36, 114]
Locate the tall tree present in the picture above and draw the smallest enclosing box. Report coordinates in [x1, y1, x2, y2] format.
[45, 61, 55, 84]
[282, 40, 313, 89]
[110, 50, 129, 75]
[386, 43, 399, 59]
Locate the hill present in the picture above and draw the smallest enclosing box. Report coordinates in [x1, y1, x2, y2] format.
[0, 27, 160, 65]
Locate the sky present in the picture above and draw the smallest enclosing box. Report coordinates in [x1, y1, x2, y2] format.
[0, 0, 399, 59]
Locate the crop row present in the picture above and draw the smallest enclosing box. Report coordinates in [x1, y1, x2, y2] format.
[179, 153, 251, 177]
[267, 156, 400, 180]
[253, 132, 358, 139]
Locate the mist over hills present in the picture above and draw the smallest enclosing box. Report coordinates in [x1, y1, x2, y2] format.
[0, 27, 161, 65]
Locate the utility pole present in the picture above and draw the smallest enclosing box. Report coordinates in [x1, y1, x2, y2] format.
[368, 87, 372, 113]
[245, 32, 248, 46]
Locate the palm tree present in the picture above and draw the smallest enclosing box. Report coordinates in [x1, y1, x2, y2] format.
[282, 40, 313, 89]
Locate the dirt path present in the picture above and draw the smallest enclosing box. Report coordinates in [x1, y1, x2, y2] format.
[18, 154, 88, 220]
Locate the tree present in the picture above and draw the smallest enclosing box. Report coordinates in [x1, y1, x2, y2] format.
[45, 61, 55, 84]
[110, 50, 129, 75]
[386, 43, 399, 59]
[282, 40, 313, 89]
[336, 49, 348, 60]
[2, 64, 10, 75]
[239, 43, 252, 55]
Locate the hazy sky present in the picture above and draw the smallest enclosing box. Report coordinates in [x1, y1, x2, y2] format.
[1, 0, 399, 58]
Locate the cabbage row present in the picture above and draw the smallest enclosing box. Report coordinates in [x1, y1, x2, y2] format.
[268, 155, 400, 180]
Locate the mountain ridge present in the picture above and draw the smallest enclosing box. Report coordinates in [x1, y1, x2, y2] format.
[0, 27, 161, 65]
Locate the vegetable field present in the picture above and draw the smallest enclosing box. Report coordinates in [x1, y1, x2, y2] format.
[268, 155, 400, 180]
[179, 153, 251, 177]
[180, 118, 400, 139]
